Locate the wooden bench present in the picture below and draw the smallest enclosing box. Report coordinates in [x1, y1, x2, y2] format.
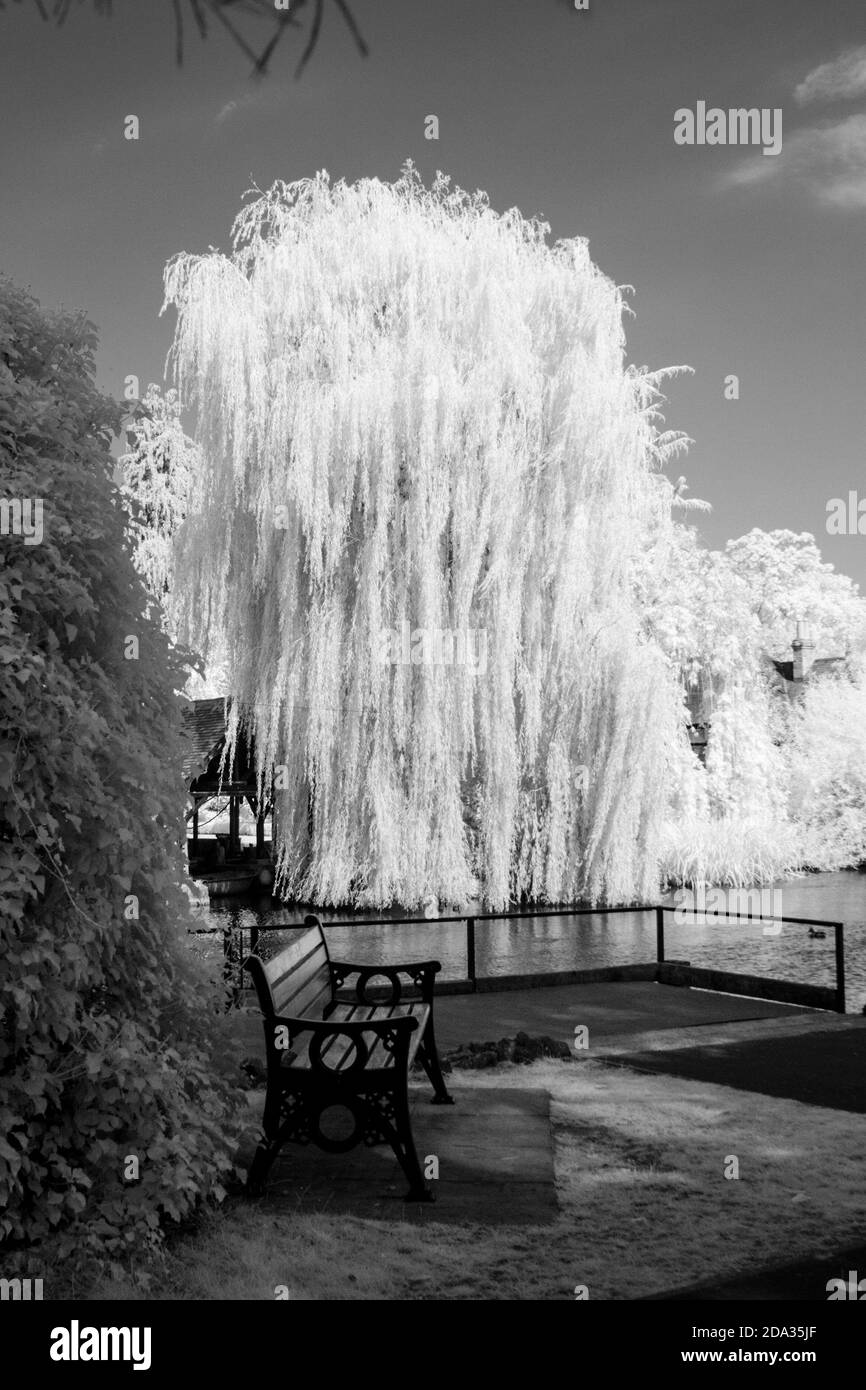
[243, 914, 454, 1201]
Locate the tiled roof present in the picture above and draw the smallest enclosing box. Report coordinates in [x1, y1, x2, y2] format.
[180, 696, 229, 782]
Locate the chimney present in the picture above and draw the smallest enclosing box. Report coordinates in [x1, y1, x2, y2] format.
[791, 621, 815, 681]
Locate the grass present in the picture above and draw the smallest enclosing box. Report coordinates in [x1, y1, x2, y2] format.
[58, 1056, 866, 1301]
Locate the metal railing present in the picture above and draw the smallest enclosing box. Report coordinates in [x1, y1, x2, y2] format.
[247, 904, 650, 992]
[656, 905, 846, 1013]
[195, 901, 847, 1014]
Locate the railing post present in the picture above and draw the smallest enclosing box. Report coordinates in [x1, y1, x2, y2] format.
[834, 923, 846, 1014]
[656, 905, 665, 965]
[467, 917, 477, 993]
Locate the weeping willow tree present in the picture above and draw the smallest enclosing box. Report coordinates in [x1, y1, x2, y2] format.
[163, 165, 689, 909]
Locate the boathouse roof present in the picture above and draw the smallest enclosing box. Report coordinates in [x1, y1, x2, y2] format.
[181, 697, 257, 794]
[181, 696, 228, 783]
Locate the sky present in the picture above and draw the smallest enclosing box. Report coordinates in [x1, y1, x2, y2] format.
[1, 0, 865, 591]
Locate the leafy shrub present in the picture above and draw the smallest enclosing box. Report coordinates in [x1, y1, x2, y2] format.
[0, 277, 237, 1269]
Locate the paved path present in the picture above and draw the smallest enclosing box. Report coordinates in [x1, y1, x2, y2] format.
[433, 980, 812, 1053]
[600, 1016, 866, 1113]
[239, 1085, 557, 1225]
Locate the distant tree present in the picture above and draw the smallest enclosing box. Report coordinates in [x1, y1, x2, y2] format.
[725, 528, 866, 660]
[787, 661, 866, 869]
[0, 0, 367, 77]
[644, 523, 750, 672]
[120, 383, 197, 605]
[119, 384, 228, 696]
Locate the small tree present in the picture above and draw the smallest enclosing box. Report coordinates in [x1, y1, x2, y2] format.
[120, 383, 197, 605]
[0, 277, 236, 1270]
[120, 384, 228, 697]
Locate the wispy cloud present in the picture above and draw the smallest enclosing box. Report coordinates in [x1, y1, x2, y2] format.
[215, 93, 259, 126]
[721, 114, 866, 210]
[795, 46, 866, 106]
[720, 45, 866, 210]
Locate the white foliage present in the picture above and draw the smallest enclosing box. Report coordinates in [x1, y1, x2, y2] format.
[786, 665, 866, 868]
[725, 528, 866, 661]
[120, 384, 197, 605]
[163, 166, 689, 908]
[120, 384, 229, 697]
[659, 815, 802, 889]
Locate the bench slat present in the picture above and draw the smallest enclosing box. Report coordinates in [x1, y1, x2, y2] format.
[328, 1004, 422, 1071]
[323, 1001, 408, 1071]
[274, 962, 332, 1019]
[279, 1003, 428, 1072]
[316, 1004, 378, 1067]
[264, 926, 328, 989]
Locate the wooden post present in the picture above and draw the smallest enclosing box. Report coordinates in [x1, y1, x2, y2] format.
[656, 905, 665, 964]
[834, 923, 846, 1014]
[467, 918, 476, 992]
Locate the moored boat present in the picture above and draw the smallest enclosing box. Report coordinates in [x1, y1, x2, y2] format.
[192, 868, 260, 898]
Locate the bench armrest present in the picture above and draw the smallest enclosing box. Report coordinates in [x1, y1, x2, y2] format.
[329, 959, 441, 1005]
[266, 1011, 419, 1073]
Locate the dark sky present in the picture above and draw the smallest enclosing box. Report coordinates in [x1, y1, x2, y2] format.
[2, 0, 865, 585]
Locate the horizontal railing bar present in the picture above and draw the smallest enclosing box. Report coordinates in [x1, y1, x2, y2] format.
[249, 905, 658, 929]
[190, 906, 843, 932]
[659, 909, 844, 928]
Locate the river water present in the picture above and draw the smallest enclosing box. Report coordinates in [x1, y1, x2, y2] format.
[196, 869, 866, 1015]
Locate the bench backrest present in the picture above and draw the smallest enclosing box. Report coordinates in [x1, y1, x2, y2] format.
[244, 915, 332, 1020]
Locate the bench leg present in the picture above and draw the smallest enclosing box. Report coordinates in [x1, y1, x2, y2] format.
[385, 1083, 434, 1203]
[247, 1084, 301, 1197]
[246, 1137, 280, 1197]
[417, 1016, 455, 1105]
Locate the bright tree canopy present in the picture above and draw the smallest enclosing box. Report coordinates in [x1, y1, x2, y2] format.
[164, 166, 691, 908]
